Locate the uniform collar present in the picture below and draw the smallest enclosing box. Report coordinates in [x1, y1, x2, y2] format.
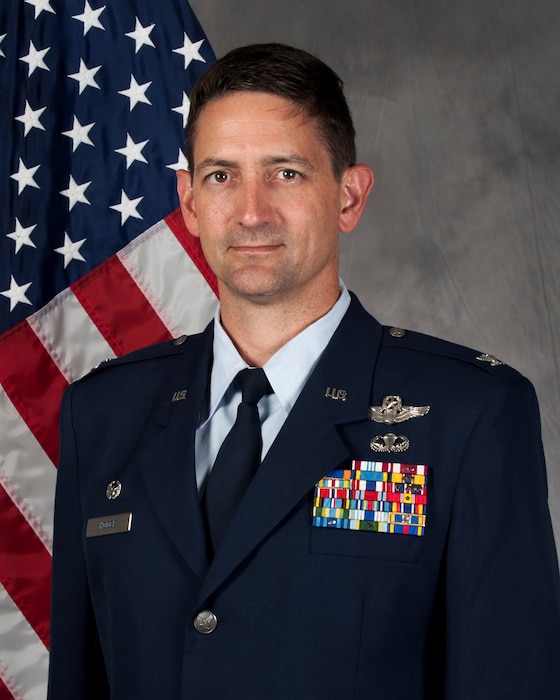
[205, 281, 351, 422]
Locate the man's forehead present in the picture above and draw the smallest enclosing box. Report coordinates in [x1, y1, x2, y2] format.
[192, 92, 323, 149]
[198, 90, 309, 125]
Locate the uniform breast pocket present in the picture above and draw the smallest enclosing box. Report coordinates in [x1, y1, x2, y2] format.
[310, 459, 428, 563]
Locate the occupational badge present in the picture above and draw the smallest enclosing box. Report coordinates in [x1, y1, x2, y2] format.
[370, 433, 410, 453]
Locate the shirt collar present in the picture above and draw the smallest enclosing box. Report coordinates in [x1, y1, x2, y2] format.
[208, 280, 351, 420]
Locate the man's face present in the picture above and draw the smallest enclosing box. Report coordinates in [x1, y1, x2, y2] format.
[178, 91, 371, 308]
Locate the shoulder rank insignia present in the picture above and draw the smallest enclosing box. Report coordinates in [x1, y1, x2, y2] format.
[368, 395, 430, 425]
[476, 353, 503, 367]
[90, 357, 112, 373]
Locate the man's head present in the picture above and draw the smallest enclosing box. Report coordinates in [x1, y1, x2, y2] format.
[185, 43, 356, 180]
[178, 44, 373, 322]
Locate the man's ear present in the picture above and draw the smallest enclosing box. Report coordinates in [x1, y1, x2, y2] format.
[176, 169, 200, 237]
[338, 164, 374, 234]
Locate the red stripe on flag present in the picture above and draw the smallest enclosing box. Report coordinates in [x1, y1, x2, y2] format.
[0, 322, 68, 466]
[0, 677, 15, 700]
[165, 208, 219, 297]
[71, 255, 173, 356]
[0, 485, 51, 649]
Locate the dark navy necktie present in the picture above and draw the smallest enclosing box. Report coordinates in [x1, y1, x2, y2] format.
[203, 367, 272, 555]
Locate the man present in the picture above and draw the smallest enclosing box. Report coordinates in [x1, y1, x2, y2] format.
[48, 44, 560, 698]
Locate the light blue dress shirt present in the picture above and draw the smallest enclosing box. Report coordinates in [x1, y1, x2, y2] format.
[195, 281, 351, 492]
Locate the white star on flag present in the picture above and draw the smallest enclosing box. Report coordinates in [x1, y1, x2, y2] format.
[126, 18, 156, 53]
[172, 92, 191, 128]
[72, 1, 106, 35]
[0, 276, 33, 311]
[20, 40, 50, 76]
[10, 159, 40, 195]
[68, 59, 101, 94]
[54, 233, 87, 268]
[62, 116, 95, 152]
[115, 134, 149, 169]
[6, 219, 37, 254]
[15, 101, 47, 136]
[0, 34, 6, 59]
[110, 191, 143, 224]
[166, 149, 189, 172]
[173, 33, 205, 69]
[119, 75, 152, 110]
[24, 0, 56, 19]
[60, 175, 91, 210]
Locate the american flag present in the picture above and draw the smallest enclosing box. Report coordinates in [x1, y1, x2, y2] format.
[0, 1, 217, 697]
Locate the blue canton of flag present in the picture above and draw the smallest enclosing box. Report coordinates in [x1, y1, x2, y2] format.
[0, 0, 214, 333]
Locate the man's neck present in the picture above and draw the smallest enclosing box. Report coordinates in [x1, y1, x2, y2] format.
[218, 283, 341, 367]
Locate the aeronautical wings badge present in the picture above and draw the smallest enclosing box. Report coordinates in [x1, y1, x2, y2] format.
[368, 395, 430, 425]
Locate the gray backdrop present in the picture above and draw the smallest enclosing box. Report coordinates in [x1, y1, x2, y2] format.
[190, 0, 560, 551]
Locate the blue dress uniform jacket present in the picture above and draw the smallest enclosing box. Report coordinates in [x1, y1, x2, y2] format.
[48, 294, 560, 699]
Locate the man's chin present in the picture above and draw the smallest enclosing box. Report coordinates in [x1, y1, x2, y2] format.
[223, 271, 292, 304]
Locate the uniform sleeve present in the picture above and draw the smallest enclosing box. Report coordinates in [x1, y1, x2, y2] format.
[444, 375, 560, 698]
[47, 386, 110, 699]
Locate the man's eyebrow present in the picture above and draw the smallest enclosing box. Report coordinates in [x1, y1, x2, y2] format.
[195, 158, 237, 173]
[194, 155, 317, 173]
[261, 155, 317, 171]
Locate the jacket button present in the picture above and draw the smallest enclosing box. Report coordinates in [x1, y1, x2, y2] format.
[193, 610, 218, 634]
[389, 327, 406, 338]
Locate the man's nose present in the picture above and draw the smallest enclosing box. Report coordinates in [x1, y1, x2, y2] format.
[235, 177, 273, 227]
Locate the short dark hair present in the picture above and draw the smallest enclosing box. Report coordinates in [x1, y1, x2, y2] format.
[185, 43, 356, 180]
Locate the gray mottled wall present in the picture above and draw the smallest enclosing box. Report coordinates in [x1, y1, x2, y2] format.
[190, 0, 560, 551]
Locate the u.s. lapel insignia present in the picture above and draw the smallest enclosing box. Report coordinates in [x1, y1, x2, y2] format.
[106, 480, 122, 500]
[476, 353, 503, 367]
[370, 433, 410, 453]
[368, 396, 430, 424]
[325, 387, 348, 402]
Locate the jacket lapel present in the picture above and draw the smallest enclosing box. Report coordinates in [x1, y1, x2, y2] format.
[138, 326, 213, 580]
[198, 296, 383, 603]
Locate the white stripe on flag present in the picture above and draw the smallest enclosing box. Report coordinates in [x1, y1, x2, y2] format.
[27, 289, 116, 385]
[0, 388, 56, 550]
[118, 219, 218, 337]
[0, 585, 49, 700]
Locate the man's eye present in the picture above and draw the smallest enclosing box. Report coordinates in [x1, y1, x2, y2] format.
[278, 169, 298, 180]
[210, 171, 229, 183]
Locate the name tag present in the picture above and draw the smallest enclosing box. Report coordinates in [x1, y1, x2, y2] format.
[86, 512, 133, 538]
